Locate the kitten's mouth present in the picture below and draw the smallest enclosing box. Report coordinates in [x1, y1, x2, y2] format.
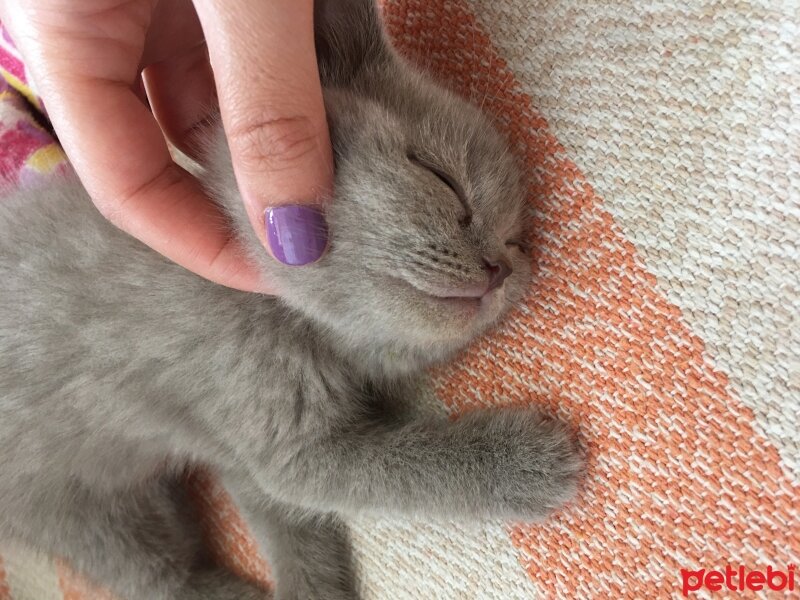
[394, 277, 502, 317]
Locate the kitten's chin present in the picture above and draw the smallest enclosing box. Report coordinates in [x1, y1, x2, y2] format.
[412, 300, 509, 351]
[323, 304, 505, 377]
[395, 276, 511, 326]
[429, 295, 482, 317]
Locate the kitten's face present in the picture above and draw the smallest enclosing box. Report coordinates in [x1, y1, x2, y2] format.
[204, 2, 531, 364]
[269, 66, 530, 359]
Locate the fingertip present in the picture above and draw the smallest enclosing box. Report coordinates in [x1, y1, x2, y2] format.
[197, 235, 277, 294]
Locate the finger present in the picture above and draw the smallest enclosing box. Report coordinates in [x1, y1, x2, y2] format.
[194, 0, 334, 266]
[58, 84, 268, 293]
[3, 11, 269, 293]
[143, 42, 217, 159]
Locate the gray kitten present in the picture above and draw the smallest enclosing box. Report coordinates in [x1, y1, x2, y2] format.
[0, 1, 581, 598]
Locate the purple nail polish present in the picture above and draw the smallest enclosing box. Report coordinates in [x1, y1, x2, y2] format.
[265, 205, 328, 266]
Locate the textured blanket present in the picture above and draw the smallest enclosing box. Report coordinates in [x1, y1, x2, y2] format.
[1, 1, 798, 598]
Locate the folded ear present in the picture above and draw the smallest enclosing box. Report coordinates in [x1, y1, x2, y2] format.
[314, 0, 390, 85]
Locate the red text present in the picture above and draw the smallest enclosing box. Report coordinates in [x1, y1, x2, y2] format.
[680, 565, 795, 596]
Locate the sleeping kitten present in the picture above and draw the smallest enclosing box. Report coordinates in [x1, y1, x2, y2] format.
[0, 0, 581, 598]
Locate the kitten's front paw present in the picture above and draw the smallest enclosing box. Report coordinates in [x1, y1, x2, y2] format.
[461, 409, 583, 521]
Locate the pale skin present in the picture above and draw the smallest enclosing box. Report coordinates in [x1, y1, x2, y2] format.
[0, 0, 334, 293]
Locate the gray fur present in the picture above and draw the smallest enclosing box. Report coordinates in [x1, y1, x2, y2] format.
[0, 1, 581, 598]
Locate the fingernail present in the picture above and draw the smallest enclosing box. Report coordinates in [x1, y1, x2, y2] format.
[265, 205, 328, 266]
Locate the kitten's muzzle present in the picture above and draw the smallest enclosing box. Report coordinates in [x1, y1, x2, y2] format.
[428, 256, 513, 299]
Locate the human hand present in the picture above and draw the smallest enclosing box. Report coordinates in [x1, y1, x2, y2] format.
[0, 0, 333, 293]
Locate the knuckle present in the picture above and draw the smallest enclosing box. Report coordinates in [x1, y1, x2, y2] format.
[94, 164, 186, 231]
[228, 114, 321, 172]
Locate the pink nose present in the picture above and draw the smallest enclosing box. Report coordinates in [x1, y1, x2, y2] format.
[426, 259, 514, 299]
[485, 257, 513, 292]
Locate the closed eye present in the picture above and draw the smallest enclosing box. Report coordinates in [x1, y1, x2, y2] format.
[505, 239, 530, 254]
[408, 152, 472, 227]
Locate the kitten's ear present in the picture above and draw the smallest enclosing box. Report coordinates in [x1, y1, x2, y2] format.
[314, 0, 390, 85]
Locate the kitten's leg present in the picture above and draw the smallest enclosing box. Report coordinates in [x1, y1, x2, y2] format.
[260, 409, 582, 521]
[224, 473, 359, 600]
[3, 477, 268, 600]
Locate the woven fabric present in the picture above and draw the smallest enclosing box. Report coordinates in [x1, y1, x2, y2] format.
[1, 0, 798, 598]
